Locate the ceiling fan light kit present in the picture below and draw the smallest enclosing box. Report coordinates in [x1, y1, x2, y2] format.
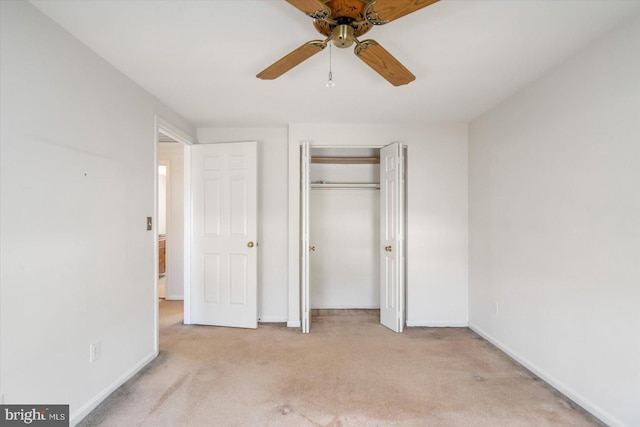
[256, 0, 440, 86]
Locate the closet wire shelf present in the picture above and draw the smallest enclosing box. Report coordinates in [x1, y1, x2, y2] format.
[310, 155, 381, 189]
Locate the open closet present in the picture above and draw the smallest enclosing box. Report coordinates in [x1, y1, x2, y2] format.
[300, 142, 406, 334]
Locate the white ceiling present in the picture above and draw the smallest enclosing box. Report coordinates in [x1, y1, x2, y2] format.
[31, 0, 640, 127]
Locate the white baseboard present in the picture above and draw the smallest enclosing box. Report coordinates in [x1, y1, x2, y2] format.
[406, 320, 468, 327]
[287, 320, 301, 328]
[258, 316, 287, 323]
[468, 322, 624, 427]
[70, 351, 157, 426]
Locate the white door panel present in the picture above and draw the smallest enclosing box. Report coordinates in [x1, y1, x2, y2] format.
[380, 142, 405, 332]
[301, 142, 311, 333]
[191, 142, 257, 329]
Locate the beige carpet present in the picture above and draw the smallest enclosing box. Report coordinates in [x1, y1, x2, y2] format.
[79, 301, 602, 426]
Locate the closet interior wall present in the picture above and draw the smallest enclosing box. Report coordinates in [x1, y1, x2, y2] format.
[309, 148, 381, 309]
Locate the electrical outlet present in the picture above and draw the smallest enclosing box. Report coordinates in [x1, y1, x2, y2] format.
[89, 341, 101, 363]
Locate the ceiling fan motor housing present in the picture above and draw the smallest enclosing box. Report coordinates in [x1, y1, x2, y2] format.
[331, 24, 355, 48]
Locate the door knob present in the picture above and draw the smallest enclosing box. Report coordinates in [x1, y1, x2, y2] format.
[385, 246, 392, 252]
[247, 241, 255, 248]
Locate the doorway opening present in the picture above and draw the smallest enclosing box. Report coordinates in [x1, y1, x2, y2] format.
[310, 147, 381, 310]
[158, 162, 168, 299]
[154, 117, 193, 354]
[157, 134, 186, 304]
[300, 143, 406, 334]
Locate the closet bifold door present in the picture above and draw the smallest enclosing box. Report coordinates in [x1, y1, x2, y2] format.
[380, 142, 405, 333]
[300, 141, 311, 333]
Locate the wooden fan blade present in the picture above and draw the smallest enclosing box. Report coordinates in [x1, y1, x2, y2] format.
[257, 40, 327, 80]
[365, 0, 440, 25]
[285, 0, 331, 20]
[354, 40, 415, 86]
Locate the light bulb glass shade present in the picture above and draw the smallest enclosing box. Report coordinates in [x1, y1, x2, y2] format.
[326, 71, 335, 88]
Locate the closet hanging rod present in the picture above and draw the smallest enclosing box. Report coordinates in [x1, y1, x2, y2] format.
[311, 183, 380, 189]
[311, 156, 380, 165]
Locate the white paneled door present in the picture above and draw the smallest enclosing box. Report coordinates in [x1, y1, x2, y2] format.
[380, 142, 405, 332]
[191, 142, 258, 328]
[300, 142, 311, 333]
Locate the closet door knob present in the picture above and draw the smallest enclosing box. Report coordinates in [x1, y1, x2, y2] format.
[247, 241, 255, 248]
[385, 246, 392, 252]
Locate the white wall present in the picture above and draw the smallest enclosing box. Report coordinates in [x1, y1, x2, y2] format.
[0, 2, 195, 424]
[288, 124, 469, 327]
[468, 16, 640, 427]
[158, 143, 186, 300]
[310, 189, 380, 309]
[197, 128, 289, 322]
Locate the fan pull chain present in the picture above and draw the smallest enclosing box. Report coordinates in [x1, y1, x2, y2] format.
[326, 42, 335, 88]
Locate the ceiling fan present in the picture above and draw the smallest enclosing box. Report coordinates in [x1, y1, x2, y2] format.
[257, 0, 440, 86]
